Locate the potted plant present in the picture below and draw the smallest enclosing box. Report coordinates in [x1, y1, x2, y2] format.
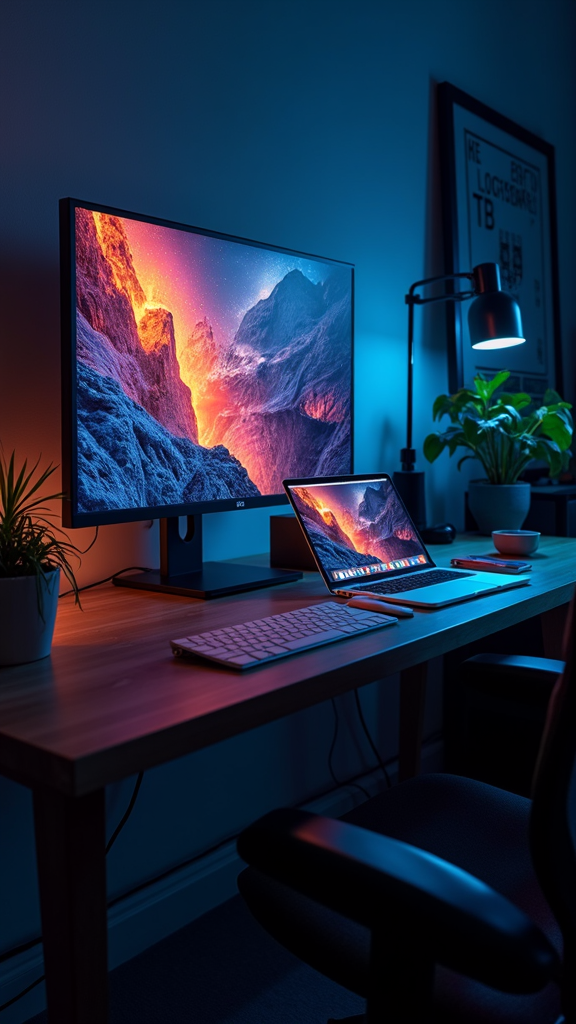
[0, 452, 80, 666]
[423, 371, 573, 535]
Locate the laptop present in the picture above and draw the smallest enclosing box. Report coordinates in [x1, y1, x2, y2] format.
[283, 473, 530, 609]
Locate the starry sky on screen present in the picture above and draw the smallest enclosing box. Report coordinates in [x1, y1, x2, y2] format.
[122, 216, 329, 348]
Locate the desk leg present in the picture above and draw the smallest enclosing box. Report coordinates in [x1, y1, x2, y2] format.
[33, 787, 108, 1024]
[540, 605, 569, 659]
[398, 663, 428, 782]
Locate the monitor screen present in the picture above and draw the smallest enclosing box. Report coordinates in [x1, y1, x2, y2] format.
[284, 475, 430, 587]
[60, 199, 354, 528]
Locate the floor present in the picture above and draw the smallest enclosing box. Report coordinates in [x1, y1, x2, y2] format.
[28, 894, 363, 1023]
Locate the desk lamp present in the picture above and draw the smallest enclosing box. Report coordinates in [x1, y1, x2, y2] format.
[393, 262, 524, 532]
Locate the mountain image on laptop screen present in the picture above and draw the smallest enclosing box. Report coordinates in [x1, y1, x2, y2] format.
[289, 479, 426, 575]
[73, 207, 352, 514]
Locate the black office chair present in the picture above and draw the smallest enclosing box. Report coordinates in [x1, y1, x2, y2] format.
[237, 591, 575, 1023]
[457, 652, 564, 796]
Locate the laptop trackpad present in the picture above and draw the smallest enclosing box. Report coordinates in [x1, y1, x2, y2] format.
[383, 577, 521, 608]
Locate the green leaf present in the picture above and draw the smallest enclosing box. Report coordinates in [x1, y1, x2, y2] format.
[448, 389, 481, 420]
[447, 436, 467, 456]
[452, 387, 476, 404]
[518, 436, 538, 454]
[474, 417, 499, 434]
[441, 425, 467, 441]
[549, 407, 573, 429]
[543, 401, 572, 413]
[528, 438, 573, 479]
[485, 407, 520, 426]
[540, 413, 573, 450]
[0, 450, 81, 606]
[489, 369, 510, 390]
[432, 394, 452, 421]
[517, 413, 538, 433]
[423, 434, 444, 463]
[534, 442, 563, 478]
[498, 392, 532, 410]
[474, 370, 509, 403]
[473, 375, 490, 402]
[463, 419, 481, 445]
[541, 387, 561, 403]
[532, 438, 561, 456]
[458, 399, 482, 419]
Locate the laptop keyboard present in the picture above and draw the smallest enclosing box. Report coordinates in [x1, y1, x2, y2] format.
[171, 601, 397, 670]
[367, 568, 472, 594]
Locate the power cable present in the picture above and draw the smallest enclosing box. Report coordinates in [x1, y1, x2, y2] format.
[353, 688, 392, 788]
[328, 698, 370, 800]
[59, 566, 153, 599]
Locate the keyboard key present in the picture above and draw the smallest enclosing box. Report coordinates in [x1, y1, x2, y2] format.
[370, 568, 471, 594]
[282, 628, 344, 650]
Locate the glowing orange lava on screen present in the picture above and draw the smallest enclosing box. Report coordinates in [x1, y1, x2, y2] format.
[120, 218, 207, 348]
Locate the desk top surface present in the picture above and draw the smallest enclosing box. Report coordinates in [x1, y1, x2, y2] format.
[1, 534, 574, 795]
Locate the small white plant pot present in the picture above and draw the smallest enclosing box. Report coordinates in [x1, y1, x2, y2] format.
[0, 569, 60, 667]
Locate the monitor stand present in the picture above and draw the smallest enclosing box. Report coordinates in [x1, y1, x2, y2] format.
[113, 515, 303, 599]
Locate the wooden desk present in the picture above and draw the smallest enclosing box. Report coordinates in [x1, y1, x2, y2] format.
[1, 534, 574, 1023]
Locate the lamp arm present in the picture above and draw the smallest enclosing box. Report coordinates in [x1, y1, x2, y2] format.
[411, 288, 476, 307]
[402, 271, 477, 468]
[406, 270, 475, 304]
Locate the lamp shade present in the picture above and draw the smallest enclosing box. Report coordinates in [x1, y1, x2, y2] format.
[467, 263, 525, 350]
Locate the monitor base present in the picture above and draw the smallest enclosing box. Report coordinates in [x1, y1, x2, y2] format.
[113, 561, 302, 600]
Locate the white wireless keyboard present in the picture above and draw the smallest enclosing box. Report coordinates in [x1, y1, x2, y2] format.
[171, 601, 397, 670]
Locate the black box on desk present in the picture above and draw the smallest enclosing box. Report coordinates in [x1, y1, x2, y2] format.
[269, 515, 317, 571]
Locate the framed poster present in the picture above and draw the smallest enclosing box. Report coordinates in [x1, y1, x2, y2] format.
[438, 82, 562, 400]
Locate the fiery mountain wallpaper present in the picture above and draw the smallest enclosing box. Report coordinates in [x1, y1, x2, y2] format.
[288, 479, 425, 576]
[72, 206, 353, 514]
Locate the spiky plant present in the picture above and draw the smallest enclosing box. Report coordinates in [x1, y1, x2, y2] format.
[0, 452, 80, 612]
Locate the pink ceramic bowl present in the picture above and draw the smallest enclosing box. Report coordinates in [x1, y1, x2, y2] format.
[492, 530, 541, 556]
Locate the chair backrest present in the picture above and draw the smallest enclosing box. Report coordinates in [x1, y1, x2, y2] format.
[530, 589, 576, 1008]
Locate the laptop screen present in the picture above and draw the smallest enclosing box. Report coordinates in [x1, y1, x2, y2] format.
[284, 475, 432, 585]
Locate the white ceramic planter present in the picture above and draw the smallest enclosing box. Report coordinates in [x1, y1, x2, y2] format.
[0, 569, 60, 666]
[468, 480, 531, 536]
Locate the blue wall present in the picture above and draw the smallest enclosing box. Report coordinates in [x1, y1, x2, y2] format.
[1, 1, 575, 1018]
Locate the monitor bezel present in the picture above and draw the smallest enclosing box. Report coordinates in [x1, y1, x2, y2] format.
[60, 197, 355, 528]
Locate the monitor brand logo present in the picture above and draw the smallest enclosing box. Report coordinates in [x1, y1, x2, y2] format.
[236, 501, 245, 508]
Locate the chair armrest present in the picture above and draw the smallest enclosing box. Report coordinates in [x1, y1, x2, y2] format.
[238, 808, 559, 993]
[461, 654, 564, 705]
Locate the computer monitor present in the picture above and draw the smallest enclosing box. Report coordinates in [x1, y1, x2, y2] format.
[60, 198, 354, 598]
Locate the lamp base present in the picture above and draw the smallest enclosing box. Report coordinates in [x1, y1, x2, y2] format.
[393, 470, 427, 531]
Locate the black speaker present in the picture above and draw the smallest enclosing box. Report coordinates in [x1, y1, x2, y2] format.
[392, 470, 427, 531]
[269, 515, 317, 571]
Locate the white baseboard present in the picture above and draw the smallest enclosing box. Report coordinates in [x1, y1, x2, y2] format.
[0, 739, 443, 1023]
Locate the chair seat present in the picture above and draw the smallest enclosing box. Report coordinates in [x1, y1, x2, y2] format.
[238, 774, 562, 1023]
